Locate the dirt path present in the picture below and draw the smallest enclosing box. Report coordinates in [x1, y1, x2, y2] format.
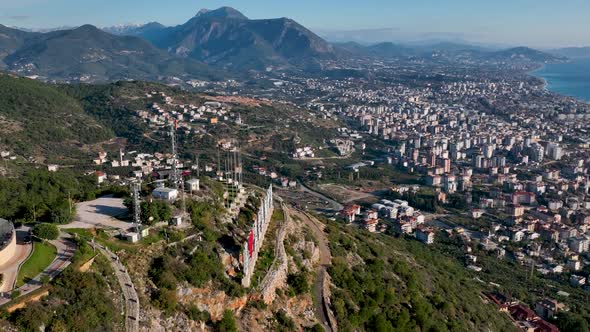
[96, 244, 139, 332]
[290, 208, 334, 332]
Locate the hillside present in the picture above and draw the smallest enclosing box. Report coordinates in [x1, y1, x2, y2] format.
[486, 46, 567, 63]
[0, 73, 112, 163]
[326, 221, 518, 331]
[552, 46, 590, 59]
[2, 25, 220, 82]
[0, 25, 38, 63]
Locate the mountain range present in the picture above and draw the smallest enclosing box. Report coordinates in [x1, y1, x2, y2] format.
[110, 7, 335, 70]
[0, 6, 572, 82]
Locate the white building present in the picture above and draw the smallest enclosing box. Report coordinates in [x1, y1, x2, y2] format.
[153, 187, 179, 202]
[186, 179, 200, 192]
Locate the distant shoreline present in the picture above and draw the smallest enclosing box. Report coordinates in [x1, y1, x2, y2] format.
[528, 60, 590, 102]
[528, 65, 549, 90]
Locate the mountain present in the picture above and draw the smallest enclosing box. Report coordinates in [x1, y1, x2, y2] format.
[551, 47, 590, 59]
[0, 25, 38, 62]
[0, 73, 112, 161]
[2, 25, 220, 82]
[486, 46, 566, 63]
[336, 42, 565, 65]
[365, 42, 417, 58]
[103, 22, 166, 39]
[133, 7, 335, 70]
[194, 6, 249, 20]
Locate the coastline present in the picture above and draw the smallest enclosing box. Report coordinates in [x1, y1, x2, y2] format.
[528, 60, 590, 102]
[528, 65, 549, 90]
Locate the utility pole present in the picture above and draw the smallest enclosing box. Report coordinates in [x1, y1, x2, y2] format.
[132, 180, 142, 237]
[68, 191, 72, 215]
[170, 121, 179, 190]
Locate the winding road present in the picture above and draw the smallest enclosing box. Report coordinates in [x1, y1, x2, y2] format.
[0, 232, 76, 305]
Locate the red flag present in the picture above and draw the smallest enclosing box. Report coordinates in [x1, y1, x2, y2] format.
[248, 230, 254, 257]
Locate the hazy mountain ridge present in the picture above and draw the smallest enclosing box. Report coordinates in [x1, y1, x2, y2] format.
[1, 24, 220, 82]
[0, 7, 571, 82]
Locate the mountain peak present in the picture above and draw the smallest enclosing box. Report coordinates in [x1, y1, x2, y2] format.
[195, 6, 248, 20]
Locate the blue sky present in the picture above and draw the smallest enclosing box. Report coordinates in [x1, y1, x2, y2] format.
[2, 0, 589, 47]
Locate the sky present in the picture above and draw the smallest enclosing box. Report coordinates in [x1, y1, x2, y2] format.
[1, 0, 590, 48]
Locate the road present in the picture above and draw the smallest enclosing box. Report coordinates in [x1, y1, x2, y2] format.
[96, 245, 139, 332]
[298, 181, 344, 211]
[0, 232, 76, 305]
[291, 208, 334, 332]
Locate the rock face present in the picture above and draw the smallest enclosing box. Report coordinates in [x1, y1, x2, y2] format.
[178, 286, 248, 321]
[135, 7, 335, 70]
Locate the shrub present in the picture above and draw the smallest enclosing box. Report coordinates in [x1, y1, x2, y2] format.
[33, 223, 59, 240]
[215, 310, 237, 332]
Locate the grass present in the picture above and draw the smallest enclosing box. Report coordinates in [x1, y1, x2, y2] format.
[16, 240, 57, 287]
[64, 228, 139, 253]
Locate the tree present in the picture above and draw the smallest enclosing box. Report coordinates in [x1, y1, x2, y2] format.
[216, 310, 238, 332]
[33, 223, 59, 241]
[287, 272, 309, 296]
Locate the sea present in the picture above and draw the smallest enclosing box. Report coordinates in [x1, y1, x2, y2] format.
[531, 58, 590, 102]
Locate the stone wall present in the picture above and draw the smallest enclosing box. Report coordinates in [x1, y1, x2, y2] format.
[259, 208, 289, 304]
[241, 185, 274, 288]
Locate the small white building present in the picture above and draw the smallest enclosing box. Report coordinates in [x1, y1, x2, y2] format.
[186, 179, 200, 192]
[169, 215, 183, 226]
[125, 232, 140, 243]
[153, 187, 179, 202]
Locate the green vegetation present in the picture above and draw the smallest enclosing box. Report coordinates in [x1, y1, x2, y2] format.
[434, 232, 590, 330]
[65, 228, 138, 254]
[16, 240, 57, 287]
[387, 189, 440, 213]
[140, 200, 172, 225]
[215, 310, 238, 332]
[32, 223, 59, 240]
[0, 74, 112, 162]
[286, 272, 309, 297]
[0, 168, 127, 223]
[273, 309, 296, 331]
[9, 255, 123, 332]
[185, 304, 211, 322]
[325, 221, 517, 332]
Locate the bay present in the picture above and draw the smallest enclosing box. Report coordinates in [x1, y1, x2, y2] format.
[532, 58, 590, 102]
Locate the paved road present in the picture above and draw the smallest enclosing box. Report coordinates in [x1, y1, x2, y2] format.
[96, 245, 139, 332]
[0, 232, 76, 305]
[63, 196, 132, 231]
[292, 208, 334, 332]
